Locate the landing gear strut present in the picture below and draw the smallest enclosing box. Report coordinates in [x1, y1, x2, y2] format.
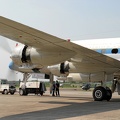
[93, 86, 112, 101]
[49, 73, 54, 94]
[19, 73, 31, 96]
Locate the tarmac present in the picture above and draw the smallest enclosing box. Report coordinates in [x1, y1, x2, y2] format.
[0, 88, 120, 120]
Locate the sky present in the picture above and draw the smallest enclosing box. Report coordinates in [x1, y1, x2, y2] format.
[0, 0, 120, 80]
[0, 0, 120, 40]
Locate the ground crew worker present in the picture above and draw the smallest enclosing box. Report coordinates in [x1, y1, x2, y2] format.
[52, 81, 56, 96]
[56, 80, 60, 96]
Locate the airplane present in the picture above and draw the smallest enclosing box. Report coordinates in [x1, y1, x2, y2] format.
[0, 16, 120, 101]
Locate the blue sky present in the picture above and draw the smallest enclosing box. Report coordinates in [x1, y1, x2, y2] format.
[0, 0, 120, 40]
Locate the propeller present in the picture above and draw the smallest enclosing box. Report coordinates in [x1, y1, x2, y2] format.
[60, 62, 70, 75]
[0, 36, 12, 54]
[6, 68, 18, 81]
[0, 36, 18, 81]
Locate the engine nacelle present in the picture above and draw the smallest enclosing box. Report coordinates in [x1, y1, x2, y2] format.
[47, 61, 70, 76]
[11, 45, 25, 66]
[57, 73, 82, 82]
[11, 45, 74, 68]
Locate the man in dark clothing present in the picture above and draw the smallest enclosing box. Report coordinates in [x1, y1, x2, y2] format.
[52, 81, 56, 96]
[56, 80, 60, 96]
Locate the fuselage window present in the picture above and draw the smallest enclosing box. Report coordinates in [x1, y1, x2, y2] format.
[111, 48, 118, 54]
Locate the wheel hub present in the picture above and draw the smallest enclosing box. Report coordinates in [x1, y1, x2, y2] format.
[95, 90, 102, 98]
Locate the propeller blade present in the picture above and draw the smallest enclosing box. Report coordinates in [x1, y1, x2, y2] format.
[0, 36, 12, 53]
[6, 69, 18, 81]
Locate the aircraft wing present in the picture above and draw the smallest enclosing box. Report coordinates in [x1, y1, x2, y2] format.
[0, 16, 120, 74]
[0, 16, 72, 52]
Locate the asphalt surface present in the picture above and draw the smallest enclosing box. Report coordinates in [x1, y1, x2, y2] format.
[0, 89, 120, 120]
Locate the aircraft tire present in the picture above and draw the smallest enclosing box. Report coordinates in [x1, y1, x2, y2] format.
[106, 87, 112, 101]
[93, 86, 106, 101]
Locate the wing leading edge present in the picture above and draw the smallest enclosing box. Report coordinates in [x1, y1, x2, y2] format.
[0, 16, 120, 74]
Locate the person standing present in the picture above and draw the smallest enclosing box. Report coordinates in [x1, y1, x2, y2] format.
[56, 80, 60, 96]
[52, 81, 56, 96]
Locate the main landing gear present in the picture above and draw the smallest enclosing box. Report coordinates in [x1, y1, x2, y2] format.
[93, 86, 112, 101]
